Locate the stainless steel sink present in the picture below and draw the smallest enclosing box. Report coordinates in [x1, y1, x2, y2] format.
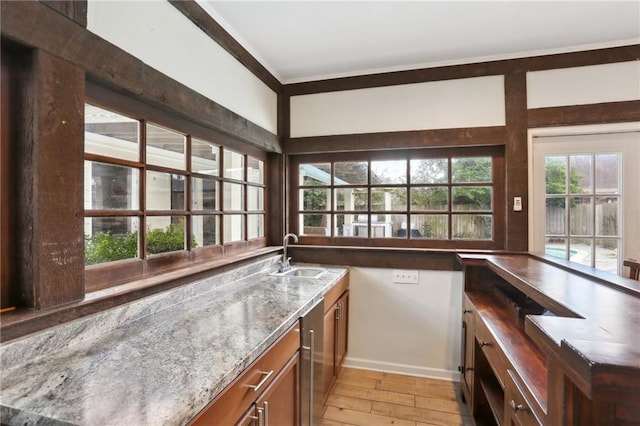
[271, 267, 327, 279]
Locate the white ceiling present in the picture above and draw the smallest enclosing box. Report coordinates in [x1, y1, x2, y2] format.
[196, 1, 640, 85]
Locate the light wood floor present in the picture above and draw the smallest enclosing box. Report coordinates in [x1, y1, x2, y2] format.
[320, 367, 472, 426]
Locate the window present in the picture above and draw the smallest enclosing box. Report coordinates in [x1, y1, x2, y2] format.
[291, 147, 504, 249]
[84, 103, 265, 287]
[531, 129, 640, 275]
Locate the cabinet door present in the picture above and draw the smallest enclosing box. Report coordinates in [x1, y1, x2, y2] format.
[335, 291, 349, 371]
[235, 406, 258, 426]
[322, 304, 337, 402]
[461, 295, 475, 405]
[256, 353, 299, 426]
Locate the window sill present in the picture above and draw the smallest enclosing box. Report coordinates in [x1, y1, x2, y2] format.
[0, 246, 281, 342]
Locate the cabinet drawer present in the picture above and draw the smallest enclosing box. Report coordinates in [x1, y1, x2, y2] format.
[504, 370, 543, 426]
[189, 322, 300, 425]
[475, 316, 510, 389]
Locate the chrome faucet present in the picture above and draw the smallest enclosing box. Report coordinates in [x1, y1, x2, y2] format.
[280, 233, 298, 272]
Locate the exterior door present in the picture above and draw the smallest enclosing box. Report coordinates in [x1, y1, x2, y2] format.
[531, 130, 640, 275]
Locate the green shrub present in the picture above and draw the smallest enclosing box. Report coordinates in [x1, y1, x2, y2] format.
[85, 231, 138, 265]
[146, 221, 189, 255]
[85, 220, 197, 265]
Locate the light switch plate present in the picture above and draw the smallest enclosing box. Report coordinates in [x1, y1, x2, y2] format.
[513, 197, 522, 211]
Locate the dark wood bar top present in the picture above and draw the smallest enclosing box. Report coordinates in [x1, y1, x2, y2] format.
[457, 252, 640, 406]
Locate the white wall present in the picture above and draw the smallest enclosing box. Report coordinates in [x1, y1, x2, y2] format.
[87, 0, 278, 134]
[345, 267, 463, 381]
[290, 75, 505, 137]
[527, 60, 640, 109]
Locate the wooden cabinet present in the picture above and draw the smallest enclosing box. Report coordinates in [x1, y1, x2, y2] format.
[322, 274, 349, 403]
[459, 294, 475, 405]
[188, 322, 300, 425]
[504, 370, 542, 426]
[335, 291, 348, 370]
[458, 253, 640, 426]
[253, 353, 299, 426]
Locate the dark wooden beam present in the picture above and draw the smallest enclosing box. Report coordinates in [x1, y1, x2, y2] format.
[284, 45, 640, 96]
[289, 246, 458, 271]
[41, 0, 87, 27]
[504, 72, 529, 252]
[1, 0, 280, 153]
[16, 49, 85, 309]
[266, 153, 284, 246]
[283, 126, 506, 154]
[168, 0, 281, 93]
[528, 100, 640, 128]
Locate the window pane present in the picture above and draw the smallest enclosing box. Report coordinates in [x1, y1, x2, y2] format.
[411, 214, 448, 239]
[300, 163, 331, 186]
[452, 215, 492, 240]
[371, 187, 406, 211]
[411, 187, 448, 211]
[247, 214, 264, 239]
[545, 156, 567, 195]
[452, 157, 492, 183]
[569, 155, 592, 194]
[191, 138, 219, 176]
[596, 238, 619, 274]
[85, 161, 139, 210]
[595, 154, 619, 194]
[300, 214, 329, 236]
[146, 171, 185, 210]
[569, 238, 592, 267]
[223, 150, 244, 180]
[248, 186, 264, 211]
[371, 160, 406, 184]
[335, 188, 368, 211]
[192, 215, 219, 247]
[569, 197, 592, 236]
[300, 188, 330, 211]
[84, 217, 139, 265]
[336, 214, 367, 238]
[335, 162, 367, 185]
[377, 214, 406, 238]
[596, 196, 618, 236]
[247, 157, 264, 184]
[224, 214, 245, 242]
[546, 197, 566, 235]
[191, 177, 218, 211]
[223, 182, 244, 211]
[545, 238, 568, 260]
[84, 104, 139, 162]
[146, 123, 185, 169]
[411, 158, 448, 184]
[146, 216, 186, 254]
[452, 187, 492, 211]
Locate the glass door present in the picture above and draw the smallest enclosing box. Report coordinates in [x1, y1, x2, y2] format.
[531, 131, 640, 275]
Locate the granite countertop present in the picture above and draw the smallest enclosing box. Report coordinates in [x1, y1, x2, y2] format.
[0, 257, 348, 426]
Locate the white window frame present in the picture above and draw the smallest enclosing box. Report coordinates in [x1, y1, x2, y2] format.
[528, 122, 640, 275]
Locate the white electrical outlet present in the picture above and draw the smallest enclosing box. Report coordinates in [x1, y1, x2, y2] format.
[392, 270, 419, 284]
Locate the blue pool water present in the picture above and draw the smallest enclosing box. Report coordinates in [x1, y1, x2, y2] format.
[545, 246, 577, 259]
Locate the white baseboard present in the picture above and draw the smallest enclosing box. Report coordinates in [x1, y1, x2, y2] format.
[343, 356, 460, 383]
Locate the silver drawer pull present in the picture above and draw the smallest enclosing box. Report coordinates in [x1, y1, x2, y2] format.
[508, 399, 529, 412]
[479, 339, 491, 347]
[249, 370, 274, 392]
